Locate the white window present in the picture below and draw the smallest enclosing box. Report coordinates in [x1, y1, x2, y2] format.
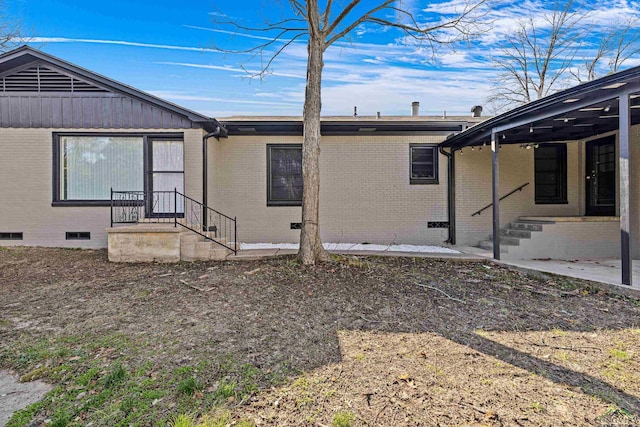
[61, 136, 144, 200]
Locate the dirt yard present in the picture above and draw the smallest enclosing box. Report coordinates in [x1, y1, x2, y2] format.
[1, 247, 639, 426]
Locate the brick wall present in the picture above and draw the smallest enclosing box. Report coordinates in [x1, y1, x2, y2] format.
[209, 134, 452, 245]
[0, 128, 203, 248]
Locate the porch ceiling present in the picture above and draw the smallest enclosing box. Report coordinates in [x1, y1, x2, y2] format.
[441, 67, 640, 148]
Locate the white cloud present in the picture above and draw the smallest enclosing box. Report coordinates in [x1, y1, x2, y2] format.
[30, 37, 223, 53]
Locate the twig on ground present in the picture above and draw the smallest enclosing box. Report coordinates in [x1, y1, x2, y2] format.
[414, 282, 465, 304]
[521, 335, 602, 352]
[458, 400, 488, 414]
[358, 315, 401, 324]
[373, 403, 389, 424]
[179, 279, 215, 292]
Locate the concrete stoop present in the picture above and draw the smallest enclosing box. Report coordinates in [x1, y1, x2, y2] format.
[180, 232, 233, 261]
[477, 217, 621, 260]
[107, 224, 234, 263]
[478, 220, 547, 256]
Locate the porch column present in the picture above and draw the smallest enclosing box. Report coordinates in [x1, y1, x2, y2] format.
[619, 92, 632, 286]
[492, 130, 500, 260]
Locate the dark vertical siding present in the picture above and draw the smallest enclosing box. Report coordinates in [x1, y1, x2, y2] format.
[0, 94, 194, 129]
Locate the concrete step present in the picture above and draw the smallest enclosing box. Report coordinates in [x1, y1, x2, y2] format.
[509, 221, 545, 232]
[180, 232, 233, 261]
[479, 240, 509, 253]
[488, 234, 522, 246]
[500, 228, 532, 239]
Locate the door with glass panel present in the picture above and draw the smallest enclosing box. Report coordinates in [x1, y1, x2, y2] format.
[585, 136, 616, 216]
[148, 139, 184, 216]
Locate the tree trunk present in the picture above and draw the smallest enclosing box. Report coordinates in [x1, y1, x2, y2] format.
[298, 33, 330, 265]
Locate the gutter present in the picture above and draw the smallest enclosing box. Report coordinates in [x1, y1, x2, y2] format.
[439, 146, 456, 244]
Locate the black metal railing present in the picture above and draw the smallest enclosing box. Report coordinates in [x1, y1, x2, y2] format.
[471, 182, 530, 217]
[110, 189, 237, 254]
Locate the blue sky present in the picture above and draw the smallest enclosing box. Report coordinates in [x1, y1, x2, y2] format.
[7, 0, 640, 117]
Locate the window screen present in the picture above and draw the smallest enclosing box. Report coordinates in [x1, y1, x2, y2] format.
[267, 145, 303, 206]
[410, 145, 438, 184]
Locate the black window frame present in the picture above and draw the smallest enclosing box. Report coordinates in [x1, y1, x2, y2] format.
[534, 143, 568, 205]
[410, 144, 439, 185]
[66, 231, 91, 240]
[267, 144, 303, 207]
[52, 132, 184, 207]
[0, 232, 23, 240]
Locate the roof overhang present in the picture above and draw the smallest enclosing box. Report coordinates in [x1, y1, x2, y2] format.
[222, 119, 470, 136]
[440, 67, 640, 149]
[0, 46, 225, 134]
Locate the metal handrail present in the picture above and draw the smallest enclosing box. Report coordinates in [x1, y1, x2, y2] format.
[471, 182, 530, 217]
[176, 191, 237, 254]
[110, 189, 237, 254]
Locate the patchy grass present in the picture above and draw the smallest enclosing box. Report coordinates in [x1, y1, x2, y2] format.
[1, 247, 640, 426]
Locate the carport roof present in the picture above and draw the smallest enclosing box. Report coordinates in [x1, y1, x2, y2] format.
[440, 65, 640, 149]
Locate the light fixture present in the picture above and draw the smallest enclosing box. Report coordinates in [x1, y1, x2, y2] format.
[534, 144, 539, 149]
[460, 149, 464, 155]
[529, 125, 534, 133]
[602, 82, 627, 89]
[471, 146, 475, 151]
[501, 134, 506, 140]
[604, 103, 611, 113]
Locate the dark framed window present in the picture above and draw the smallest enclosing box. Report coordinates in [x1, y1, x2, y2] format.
[0, 232, 23, 240]
[535, 143, 567, 204]
[267, 144, 303, 206]
[410, 144, 439, 184]
[66, 231, 90, 240]
[52, 133, 183, 206]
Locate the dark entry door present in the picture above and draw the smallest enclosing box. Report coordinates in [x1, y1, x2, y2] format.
[586, 136, 616, 216]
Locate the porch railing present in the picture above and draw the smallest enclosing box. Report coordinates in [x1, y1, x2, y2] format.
[471, 182, 530, 217]
[110, 189, 237, 254]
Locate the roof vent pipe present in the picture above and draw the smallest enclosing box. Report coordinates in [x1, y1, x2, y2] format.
[353, 106, 358, 117]
[471, 105, 483, 117]
[411, 101, 420, 116]
[376, 111, 381, 119]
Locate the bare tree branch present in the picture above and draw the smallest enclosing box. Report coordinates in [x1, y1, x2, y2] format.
[0, 0, 25, 52]
[488, 0, 585, 112]
[209, 0, 489, 264]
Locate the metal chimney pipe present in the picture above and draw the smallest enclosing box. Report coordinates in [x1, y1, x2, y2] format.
[471, 105, 483, 117]
[353, 106, 358, 117]
[411, 101, 420, 116]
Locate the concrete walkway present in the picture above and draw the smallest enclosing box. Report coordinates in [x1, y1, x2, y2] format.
[460, 246, 640, 293]
[228, 248, 483, 261]
[0, 371, 51, 426]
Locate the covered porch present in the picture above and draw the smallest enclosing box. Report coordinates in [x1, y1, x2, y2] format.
[441, 66, 640, 286]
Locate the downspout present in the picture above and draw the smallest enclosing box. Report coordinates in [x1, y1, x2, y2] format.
[439, 146, 456, 244]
